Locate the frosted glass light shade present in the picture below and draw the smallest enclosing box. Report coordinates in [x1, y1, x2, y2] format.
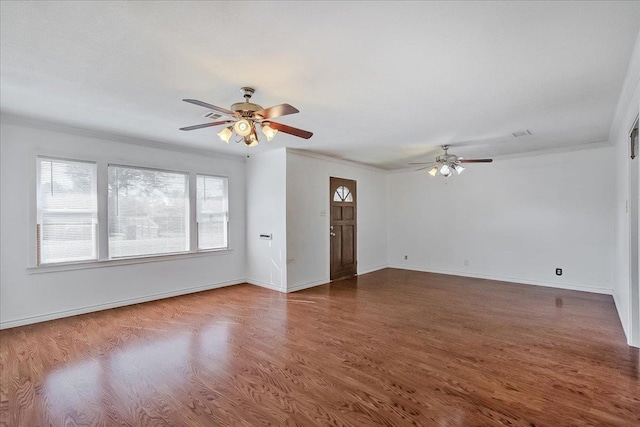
[217, 126, 233, 143]
[234, 119, 252, 136]
[244, 134, 259, 147]
[261, 124, 278, 141]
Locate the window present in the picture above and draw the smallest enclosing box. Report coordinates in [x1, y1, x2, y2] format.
[108, 166, 189, 258]
[333, 185, 353, 202]
[37, 158, 98, 264]
[197, 175, 228, 250]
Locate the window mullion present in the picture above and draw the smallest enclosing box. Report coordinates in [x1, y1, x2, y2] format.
[96, 161, 109, 261]
[189, 172, 197, 253]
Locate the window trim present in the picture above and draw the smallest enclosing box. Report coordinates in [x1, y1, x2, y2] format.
[27, 248, 234, 274]
[31, 154, 232, 269]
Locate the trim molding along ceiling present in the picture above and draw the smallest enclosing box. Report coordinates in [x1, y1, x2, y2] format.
[0, 113, 246, 163]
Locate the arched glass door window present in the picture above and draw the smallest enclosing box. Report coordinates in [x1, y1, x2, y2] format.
[333, 185, 353, 202]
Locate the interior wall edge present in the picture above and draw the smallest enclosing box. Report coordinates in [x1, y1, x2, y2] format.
[387, 265, 613, 296]
[612, 292, 632, 345]
[0, 278, 246, 330]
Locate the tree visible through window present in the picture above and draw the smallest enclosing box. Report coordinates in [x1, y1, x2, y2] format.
[197, 175, 228, 250]
[37, 158, 98, 264]
[108, 166, 189, 258]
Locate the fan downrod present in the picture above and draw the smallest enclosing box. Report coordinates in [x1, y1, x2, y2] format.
[241, 87, 255, 101]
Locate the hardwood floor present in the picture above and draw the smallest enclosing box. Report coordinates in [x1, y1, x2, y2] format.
[1, 269, 638, 426]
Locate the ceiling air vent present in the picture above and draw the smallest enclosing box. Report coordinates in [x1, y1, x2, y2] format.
[512, 130, 532, 138]
[204, 111, 222, 119]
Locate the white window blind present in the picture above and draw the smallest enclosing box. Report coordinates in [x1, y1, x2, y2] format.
[37, 158, 98, 264]
[108, 166, 189, 258]
[196, 175, 228, 250]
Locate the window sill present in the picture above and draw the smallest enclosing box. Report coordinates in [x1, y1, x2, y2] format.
[28, 248, 233, 274]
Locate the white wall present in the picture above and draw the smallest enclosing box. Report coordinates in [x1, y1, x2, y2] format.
[245, 148, 287, 291]
[611, 32, 640, 346]
[0, 118, 247, 328]
[286, 150, 388, 291]
[388, 146, 615, 295]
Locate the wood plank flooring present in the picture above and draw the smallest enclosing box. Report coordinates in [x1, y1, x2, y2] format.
[1, 268, 638, 426]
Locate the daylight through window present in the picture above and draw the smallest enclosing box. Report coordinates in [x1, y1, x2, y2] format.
[37, 158, 98, 264]
[108, 166, 189, 258]
[197, 175, 229, 250]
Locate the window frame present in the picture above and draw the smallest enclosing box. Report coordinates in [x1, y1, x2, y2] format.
[30, 155, 232, 272]
[36, 156, 99, 266]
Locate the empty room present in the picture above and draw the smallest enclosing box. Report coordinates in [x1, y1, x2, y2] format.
[1, 1, 639, 426]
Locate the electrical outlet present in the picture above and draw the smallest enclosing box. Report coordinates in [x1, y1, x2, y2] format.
[463, 259, 469, 266]
[556, 268, 563, 276]
[404, 255, 408, 260]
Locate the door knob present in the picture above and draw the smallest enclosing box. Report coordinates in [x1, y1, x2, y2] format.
[330, 232, 336, 236]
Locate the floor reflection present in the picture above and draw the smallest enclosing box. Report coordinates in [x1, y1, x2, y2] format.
[109, 334, 191, 396]
[45, 358, 101, 418]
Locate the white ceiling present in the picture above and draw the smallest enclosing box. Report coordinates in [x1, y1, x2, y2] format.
[1, 1, 639, 169]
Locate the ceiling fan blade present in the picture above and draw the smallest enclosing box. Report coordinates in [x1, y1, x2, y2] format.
[179, 120, 234, 131]
[183, 99, 237, 117]
[254, 103, 299, 120]
[265, 121, 313, 139]
[459, 158, 493, 163]
[409, 162, 431, 165]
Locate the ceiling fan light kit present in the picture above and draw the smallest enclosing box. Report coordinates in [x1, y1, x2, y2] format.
[217, 126, 233, 143]
[180, 87, 313, 147]
[411, 145, 493, 178]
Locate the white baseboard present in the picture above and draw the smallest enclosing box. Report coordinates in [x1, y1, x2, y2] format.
[246, 278, 286, 293]
[357, 264, 389, 276]
[0, 279, 246, 330]
[387, 264, 613, 295]
[287, 279, 328, 293]
[286, 265, 389, 293]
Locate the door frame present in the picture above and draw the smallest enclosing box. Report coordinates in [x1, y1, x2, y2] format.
[628, 116, 639, 348]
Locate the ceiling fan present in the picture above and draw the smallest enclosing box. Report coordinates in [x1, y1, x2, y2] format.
[180, 87, 313, 147]
[410, 145, 493, 177]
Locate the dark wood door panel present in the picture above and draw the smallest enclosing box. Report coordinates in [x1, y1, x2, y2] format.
[342, 225, 354, 265]
[332, 206, 342, 221]
[343, 206, 354, 220]
[330, 177, 356, 281]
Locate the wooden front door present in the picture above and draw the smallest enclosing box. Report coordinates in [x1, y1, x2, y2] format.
[330, 177, 357, 280]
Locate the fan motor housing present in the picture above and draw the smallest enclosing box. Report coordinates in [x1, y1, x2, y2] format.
[231, 101, 263, 117]
[436, 154, 459, 163]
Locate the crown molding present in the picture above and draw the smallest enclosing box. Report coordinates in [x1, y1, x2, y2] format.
[389, 140, 611, 174]
[490, 140, 611, 161]
[285, 148, 388, 173]
[0, 112, 246, 163]
[609, 30, 640, 142]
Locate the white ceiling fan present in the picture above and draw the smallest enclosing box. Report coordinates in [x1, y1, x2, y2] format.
[410, 145, 493, 177]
